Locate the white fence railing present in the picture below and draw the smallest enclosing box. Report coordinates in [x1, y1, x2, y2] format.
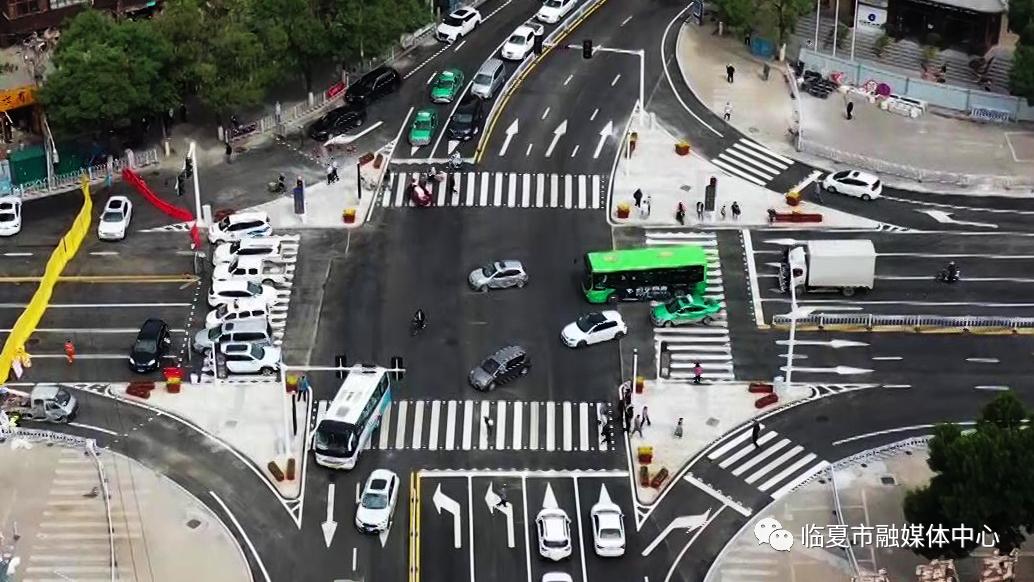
[12, 147, 160, 201]
[772, 312, 1034, 330]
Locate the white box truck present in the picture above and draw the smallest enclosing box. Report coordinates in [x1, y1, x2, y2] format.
[780, 240, 876, 296]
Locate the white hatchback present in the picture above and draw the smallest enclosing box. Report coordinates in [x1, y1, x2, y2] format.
[0, 196, 21, 236]
[536, 507, 572, 560]
[590, 499, 625, 556]
[220, 342, 281, 375]
[97, 195, 133, 240]
[355, 469, 400, 533]
[561, 310, 627, 348]
[208, 211, 273, 244]
[436, 6, 482, 43]
[205, 298, 270, 329]
[536, 0, 576, 24]
[208, 279, 279, 308]
[821, 170, 882, 200]
[212, 236, 291, 265]
[500, 25, 537, 61]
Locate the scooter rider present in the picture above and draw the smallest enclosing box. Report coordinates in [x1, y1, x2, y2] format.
[271, 173, 286, 193]
[412, 308, 427, 330]
[945, 261, 960, 282]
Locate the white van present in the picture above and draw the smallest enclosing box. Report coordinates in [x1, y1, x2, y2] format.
[206, 298, 270, 329]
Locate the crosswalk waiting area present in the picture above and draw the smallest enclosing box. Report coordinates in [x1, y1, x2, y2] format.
[382, 170, 605, 209]
[707, 425, 830, 501]
[646, 230, 734, 381]
[327, 399, 612, 452]
[710, 138, 796, 188]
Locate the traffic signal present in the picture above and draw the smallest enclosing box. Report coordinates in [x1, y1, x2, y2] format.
[582, 39, 592, 59]
[183, 156, 194, 179]
[534, 34, 544, 55]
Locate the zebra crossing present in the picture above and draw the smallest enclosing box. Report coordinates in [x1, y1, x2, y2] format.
[710, 138, 796, 188]
[381, 170, 605, 209]
[646, 230, 734, 381]
[318, 399, 614, 452]
[707, 424, 830, 501]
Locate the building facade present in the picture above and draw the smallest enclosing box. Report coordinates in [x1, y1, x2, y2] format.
[0, 0, 157, 46]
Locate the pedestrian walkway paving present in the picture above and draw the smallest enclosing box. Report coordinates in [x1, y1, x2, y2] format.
[646, 230, 734, 381]
[382, 170, 605, 209]
[705, 424, 830, 501]
[710, 138, 797, 188]
[325, 399, 614, 452]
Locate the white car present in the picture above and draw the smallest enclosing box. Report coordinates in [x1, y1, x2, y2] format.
[536, 0, 576, 24]
[212, 256, 291, 287]
[0, 196, 21, 236]
[97, 196, 133, 240]
[208, 279, 279, 308]
[205, 298, 270, 329]
[536, 507, 572, 560]
[213, 236, 293, 265]
[590, 499, 626, 557]
[220, 342, 281, 376]
[355, 469, 400, 533]
[435, 6, 482, 43]
[821, 170, 882, 200]
[500, 25, 537, 61]
[208, 211, 273, 244]
[561, 310, 627, 348]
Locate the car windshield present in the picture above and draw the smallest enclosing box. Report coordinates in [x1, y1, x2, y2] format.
[545, 0, 563, 6]
[215, 304, 230, 318]
[832, 170, 851, 180]
[217, 217, 232, 229]
[435, 77, 455, 90]
[576, 313, 605, 332]
[207, 327, 221, 340]
[246, 281, 263, 295]
[481, 358, 500, 374]
[443, 15, 462, 26]
[102, 211, 123, 222]
[135, 339, 157, 353]
[314, 420, 357, 456]
[362, 491, 388, 509]
[598, 527, 622, 540]
[474, 73, 492, 85]
[0, 212, 14, 221]
[508, 34, 527, 45]
[249, 345, 264, 359]
[414, 117, 432, 130]
[480, 264, 496, 277]
[454, 112, 474, 124]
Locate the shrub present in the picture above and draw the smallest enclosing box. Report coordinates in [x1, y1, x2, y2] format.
[874, 33, 892, 57]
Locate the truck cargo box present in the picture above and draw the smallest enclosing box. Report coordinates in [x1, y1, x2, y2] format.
[806, 240, 876, 289]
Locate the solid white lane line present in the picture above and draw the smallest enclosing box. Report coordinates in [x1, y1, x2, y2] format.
[67, 422, 119, 436]
[446, 401, 458, 451]
[428, 401, 441, 450]
[394, 400, 409, 449]
[210, 492, 272, 582]
[411, 400, 425, 449]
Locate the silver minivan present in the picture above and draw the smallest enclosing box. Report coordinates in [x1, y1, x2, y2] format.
[471, 59, 507, 99]
[193, 318, 273, 354]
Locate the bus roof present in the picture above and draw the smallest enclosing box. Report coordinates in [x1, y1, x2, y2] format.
[586, 246, 709, 273]
[324, 366, 388, 424]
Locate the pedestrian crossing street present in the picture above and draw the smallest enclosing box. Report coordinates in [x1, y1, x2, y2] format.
[318, 399, 614, 452]
[646, 230, 734, 381]
[710, 138, 796, 188]
[706, 424, 830, 501]
[381, 170, 606, 209]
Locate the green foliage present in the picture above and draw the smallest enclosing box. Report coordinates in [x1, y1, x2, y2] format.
[1009, 0, 1034, 36]
[902, 393, 1034, 560]
[713, 0, 755, 34]
[1011, 41, 1034, 105]
[921, 45, 939, 65]
[328, 0, 430, 66]
[874, 33, 892, 57]
[752, 0, 812, 46]
[38, 10, 178, 135]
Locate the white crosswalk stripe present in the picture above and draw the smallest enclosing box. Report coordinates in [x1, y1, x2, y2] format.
[646, 230, 734, 381]
[382, 171, 604, 209]
[707, 426, 830, 500]
[364, 399, 611, 452]
[710, 138, 795, 187]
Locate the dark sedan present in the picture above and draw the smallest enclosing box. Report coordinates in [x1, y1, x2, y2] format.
[345, 66, 401, 107]
[128, 318, 172, 373]
[448, 95, 485, 141]
[308, 105, 367, 141]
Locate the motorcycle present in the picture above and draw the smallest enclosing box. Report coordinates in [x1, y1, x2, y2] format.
[446, 154, 463, 170]
[268, 178, 287, 194]
[936, 269, 960, 284]
[410, 316, 426, 336]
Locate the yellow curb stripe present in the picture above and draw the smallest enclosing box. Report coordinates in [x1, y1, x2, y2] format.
[0, 275, 199, 284]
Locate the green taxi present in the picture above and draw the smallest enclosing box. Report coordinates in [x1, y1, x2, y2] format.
[409, 109, 438, 146]
[650, 294, 723, 327]
[431, 69, 465, 103]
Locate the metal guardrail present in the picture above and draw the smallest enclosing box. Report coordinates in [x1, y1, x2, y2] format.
[13, 147, 160, 201]
[6, 429, 116, 582]
[829, 467, 861, 576]
[771, 312, 1034, 330]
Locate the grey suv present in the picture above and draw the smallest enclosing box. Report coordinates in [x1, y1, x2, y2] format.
[469, 345, 530, 391]
[469, 260, 528, 291]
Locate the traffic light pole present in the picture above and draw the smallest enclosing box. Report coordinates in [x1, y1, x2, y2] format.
[593, 47, 646, 126]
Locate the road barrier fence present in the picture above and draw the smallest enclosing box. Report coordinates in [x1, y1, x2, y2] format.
[13, 148, 159, 201]
[771, 312, 1034, 332]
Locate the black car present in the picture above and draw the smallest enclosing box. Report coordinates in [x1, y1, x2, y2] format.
[308, 105, 367, 141]
[128, 318, 172, 373]
[448, 96, 485, 141]
[345, 66, 402, 107]
[468, 345, 530, 391]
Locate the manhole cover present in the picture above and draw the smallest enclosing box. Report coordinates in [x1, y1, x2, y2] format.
[880, 476, 897, 486]
[186, 519, 202, 529]
[748, 127, 759, 134]
[706, 417, 719, 427]
[224, 420, 238, 429]
[679, 184, 692, 192]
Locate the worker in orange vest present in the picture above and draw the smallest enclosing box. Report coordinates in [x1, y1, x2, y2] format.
[64, 339, 76, 365]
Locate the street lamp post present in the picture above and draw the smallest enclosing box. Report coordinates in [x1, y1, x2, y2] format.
[187, 141, 204, 227]
[784, 254, 809, 386]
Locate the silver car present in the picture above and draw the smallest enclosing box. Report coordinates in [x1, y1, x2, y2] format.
[468, 260, 528, 291]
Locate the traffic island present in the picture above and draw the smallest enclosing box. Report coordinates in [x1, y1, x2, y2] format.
[110, 381, 308, 499]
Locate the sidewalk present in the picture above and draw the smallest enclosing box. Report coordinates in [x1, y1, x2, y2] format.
[609, 113, 883, 229]
[675, 22, 1034, 195]
[110, 381, 308, 498]
[627, 380, 812, 504]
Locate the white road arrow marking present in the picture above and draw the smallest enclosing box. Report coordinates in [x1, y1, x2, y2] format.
[499, 119, 519, 157]
[411, 146, 420, 156]
[448, 140, 460, 154]
[433, 484, 463, 549]
[542, 483, 559, 510]
[780, 365, 874, 375]
[762, 238, 799, 246]
[593, 120, 613, 159]
[485, 484, 516, 548]
[918, 209, 998, 229]
[641, 509, 712, 556]
[545, 120, 568, 158]
[322, 483, 337, 548]
[597, 483, 614, 506]
[776, 339, 869, 348]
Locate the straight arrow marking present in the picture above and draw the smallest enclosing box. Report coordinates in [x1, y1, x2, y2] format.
[322, 483, 337, 548]
[499, 119, 519, 157]
[593, 120, 613, 159]
[775, 339, 869, 348]
[918, 209, 998, 229]
[545, 119, 567, 158]
[780, 365, 874, 375]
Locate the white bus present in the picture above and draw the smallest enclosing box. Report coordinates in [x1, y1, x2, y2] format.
[313, 364, 396, 470]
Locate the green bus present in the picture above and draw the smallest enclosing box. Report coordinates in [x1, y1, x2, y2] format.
[582, 246, 709, 303]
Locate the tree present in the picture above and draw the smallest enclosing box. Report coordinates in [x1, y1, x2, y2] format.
[712, 0, 755, 34]
[38, 11, 178, 135]
[152, 0, 210, 98]
[1009, 0, 1034, 36]
[1011, 41, 1034, 106]
[902, 392, 1034, 560]
[754, 0, 813, 47]
[328, 0, 430, 68]
[194, 17, 282, 117]
[247, 0, 331, 91]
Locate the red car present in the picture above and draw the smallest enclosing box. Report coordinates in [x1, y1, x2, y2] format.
[408, 180, 434, 207]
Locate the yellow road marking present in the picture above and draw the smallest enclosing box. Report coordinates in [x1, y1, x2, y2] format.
[475, 0, 612, 163]
[0, 274, 199, 284]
